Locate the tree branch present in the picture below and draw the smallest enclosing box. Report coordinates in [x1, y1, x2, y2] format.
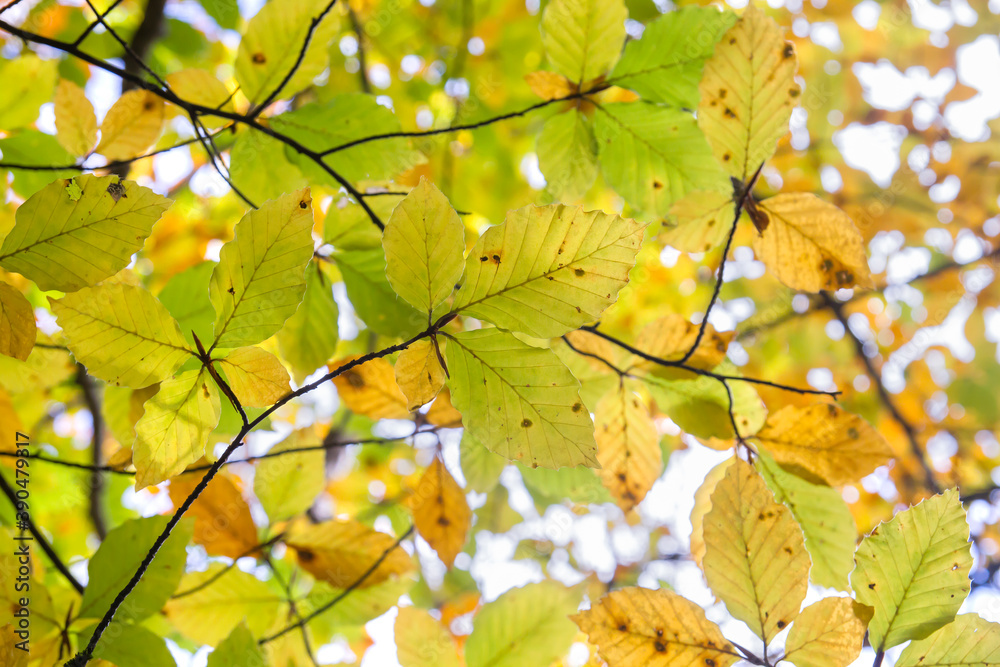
[75, 363, 107, 541]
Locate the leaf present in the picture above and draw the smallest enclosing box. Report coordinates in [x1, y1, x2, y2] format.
[209, 189, 315, 348]
[690, 458, 734, 568]
[702, 458, 809, 642]
[395, 607, 462, 667]
[784, 597, 872, 667]
[51, 283, 193, 387]
[168, 470, 258, 558]
[537, 109, 599, 202]
[459, 431, 507, 494]
[751, 193, 875, 292]
[0, 131, 74, 199]
[896, 615, 1000, 667]
[661, 189, 736, 254]
[96, 90, 166, 161]
[331, 355, 411, 420]
[132, 369, 222, 489]
[276, 263, 339, 384]
[157, 261, 216, 347]
[593, 102, 727, 217]
[757, 452, 857, 590]
[697, 3, 799, 181]
[255, 429, 326, 522]
[445, 327, 598, 469]
[633, 313, 734, 375]
[0, 282, 35, 361]
[333, 248, 426, 337]
[235, 0, 339, 104]
[88, 622, 176, 667]
[54, 80, 98, 156]
[465, 581, 581, 667]
[851, 488, 973, 651]
[451, 203, 644, 338]
[164, 69, 234, 129]
[166, 563, 281, 646]
[752, 403, 893, 486]
[0, 174, 171, 292]
[573, 587, 741, 667]
[595, 380, 661, 511]
[540, 0, 627, 84]
[382, 178, 466, 314]
[610, 7, 737, 107]
[0, 624, 28, 667]
[519, 462, 611, 504]
[285, 519, 414, 588]
[208, 622, 266, 667]
[220, 346, 291, 407]
[230, 129, 309, 203]
[407, 458, 472, 567]
[395, 339, 448, 411]
[0, 55, 57, 130]
[646, 369, 765, 441]
[79, 515, 193, 619]
[524, 70, 576, 100]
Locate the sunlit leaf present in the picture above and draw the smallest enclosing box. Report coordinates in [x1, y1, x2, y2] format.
[632, 313, 733, 376]
[207, 622, 266, 667]
[87, 622, 176, 667]
[395, 606, 462, 667]
[459, 430, 507, 494]
[660, 189, 736, 254]
[96, 90, 166, 161]
[286, 519, 414, 588]
[164, 68, 234, 129]
[524, 70, 576, 100]
[407, 457, 472, 567]
[276, 262, 339, 384]
[255, 429, 326, 522]
[594, 379, 661, 511]
[540, 0, 627, 83]
[0, 55, 57, 130]
[395, 339, 448, 411]
[896, 615, 1000, 667]
[219, 346, 291, 407]
[54, 79, 98, 156]
[690, 457, 734, 568]
[784, 597, 872, 667]
[331, 354, 411, 419]
[168, 469, 258, 558]
[333, 247, 426, 337]
[0, 282, 35, 361]
[537, 109, 599, 202]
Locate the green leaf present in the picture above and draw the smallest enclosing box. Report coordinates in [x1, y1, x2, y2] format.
[132, 369, 222, 489]
[158, 261, 216, 348]
[465, 581, 582, 667]
[196, 0, 239, 30]
[660, 189, 736, 254]
[593, 101, 727, 217]
[451, 203, 644, 338]
[540, 0, 627, 84]
[235, 0, 340, 104]
[276, 262, 339, 383]
[536, 109, 599, 202]
[757, 452, 856, 590]
[609, 7, 736, 107]
[210, 189, 315, 348]
[51, 283, 194, 388]
[445, 328, 597, 468]
[271, 95, 424, 184]
[255, 429, 326, 522]
[460, 431, 507, 494]
[896, 615, 1000, 667]
[323, 197, 394, 250]
[645, 366, 766, 440]
[383, 179, 466, 315]
[230, 129, 309, 204]
[208, 621, 266, 667]
[519, 463, 612, 504]
[79, 515, 193, 619]
[0, 174, 171, 292]
[333, 248, 426, 337]
[0, 54, 57, 130]
[851, 488, 973, 651]
[0, 131, 75, 198]
[88, 622, 176, 667]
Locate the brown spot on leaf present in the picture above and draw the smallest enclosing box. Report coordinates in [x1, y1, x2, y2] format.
[252, 52, 266, 64]
[654, 641, 666, 653]
[783, 43, 795, 59]
[723, 107, 736, 119]
[437, 516, 451, 527]
[653, 180, 663, 190]
[480, 256, 489, 262]
[521, 418, 533, 427]
[491, 254, 501, 264]
[571, 402, 583, 413]
[344, 370, 365, 388]
[297, 549, 315, 562]
[575, 268, 585, 276]
[777, 620, 786, 629]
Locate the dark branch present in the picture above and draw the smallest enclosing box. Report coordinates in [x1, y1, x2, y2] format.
[75, 364, 108, 540]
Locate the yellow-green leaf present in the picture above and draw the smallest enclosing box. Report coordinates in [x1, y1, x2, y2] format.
[784, 597, 872, 667]
[395, 339, 448, 411]
[235, 0, 340, 104]
[0, 282, 35, 361]
[133, 369, 222, 489]
[452, 204, 644, 338]
[660, 189, 736, 254]
[54, 80, 98, 156]
[382, 179, 466, 314]
[406, 457, 472, 567]
[0, 174, 171, 292]
[164, 69, 234, 128]
[219, 346, 290, 407]
[702, 458, 809, 642]
[595, 380, 661, 511]
[540, 0, 627, 84]
[752, 193, 875, 292]
[207, 622, 266, 667]
[51, 283, 193, 388]
[459, 431, 507, 494]
[395, 607, 462, 667]
[646, 367, 766, 441]
[286, 519, 414, 588]
[445, 327, 597, 469]
[0, 55, 57, 130]
[896, 615, 1000, 667]
[851, 488, 973, 651]
[537, 108, 599, 202]
[697, 3, 799, 181]
[210, 190, 315, 348]
[96, 90, 166, 161]
[276, 262, 338, 384]
[690, 458, 733, 568]
[752, 403, 893, 486]
[573, 587, 740, 667]
[465, 581, 581, 667]
[255, 429, 326, 522]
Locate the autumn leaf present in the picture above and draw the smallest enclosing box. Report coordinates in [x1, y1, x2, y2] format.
[332, 354, 411, 419]
[661, 189, 736, 254]
[285, 519, 414, 588]
[0, 282, 34, 361]
[595, 380, 661, 511]
[254, 429, 326, 522]
[395, 607, 462, 667]
[524, 70, 576, 100]
[784, 597, 872, 667]
[540, 0, 627, 84]
[168, 469, 259, 558]
[219, 346, 291, 407]
[395, 339, 448, 410]
[96, 90, 166, 161]
[896, 615, 1000, 666]
[54, 80, 98, 156]
[406, 457, 472, 567]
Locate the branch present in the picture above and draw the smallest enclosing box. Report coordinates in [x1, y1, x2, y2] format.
[262, 553, 320, 667]
[0, 131, 223, 172]
[170, 533, 285, 599]
[73, 0, 125, 47]
[346, 5, 371, 94]
[75, 364, 107, 540]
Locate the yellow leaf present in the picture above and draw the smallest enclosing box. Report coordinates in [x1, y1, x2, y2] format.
[255, 429, 326, 522]
[661, 189, 736, 254]
[331, 355, 411, 420]
[96, 90, 166, 161]
[572, 587, 741, 667]
[395, 607, 462, 667]
[0, 624, 28, 667]
[540, 0, 627, 83]
[54, 80, 97, 156]
[633, 313, 733, 376]
[752, 403, 893, 486]
[524, 71, 576, 100]
[751, 193, 874, 292]
[561, 329, 624, 374]
[0, 388, 23, 469]
[164, 69, 234, 129]
[286, 519, 414, 588]
[168, 469, 258, 559]
[394, 339, 447, 411]
[689, 458, 733, 568]
[784, 597, 872, 667]
[0, 282, 34, 361]
[702, 458, 809, 643]
[698, 3, 799, 181]
[219, 346, 291, 407]
[406, 458, 471, 567]
[425, 388, 463, 427]
[595, 381, 661, 511]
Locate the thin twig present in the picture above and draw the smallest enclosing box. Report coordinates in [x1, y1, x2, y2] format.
[73, 0, 125, 46]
